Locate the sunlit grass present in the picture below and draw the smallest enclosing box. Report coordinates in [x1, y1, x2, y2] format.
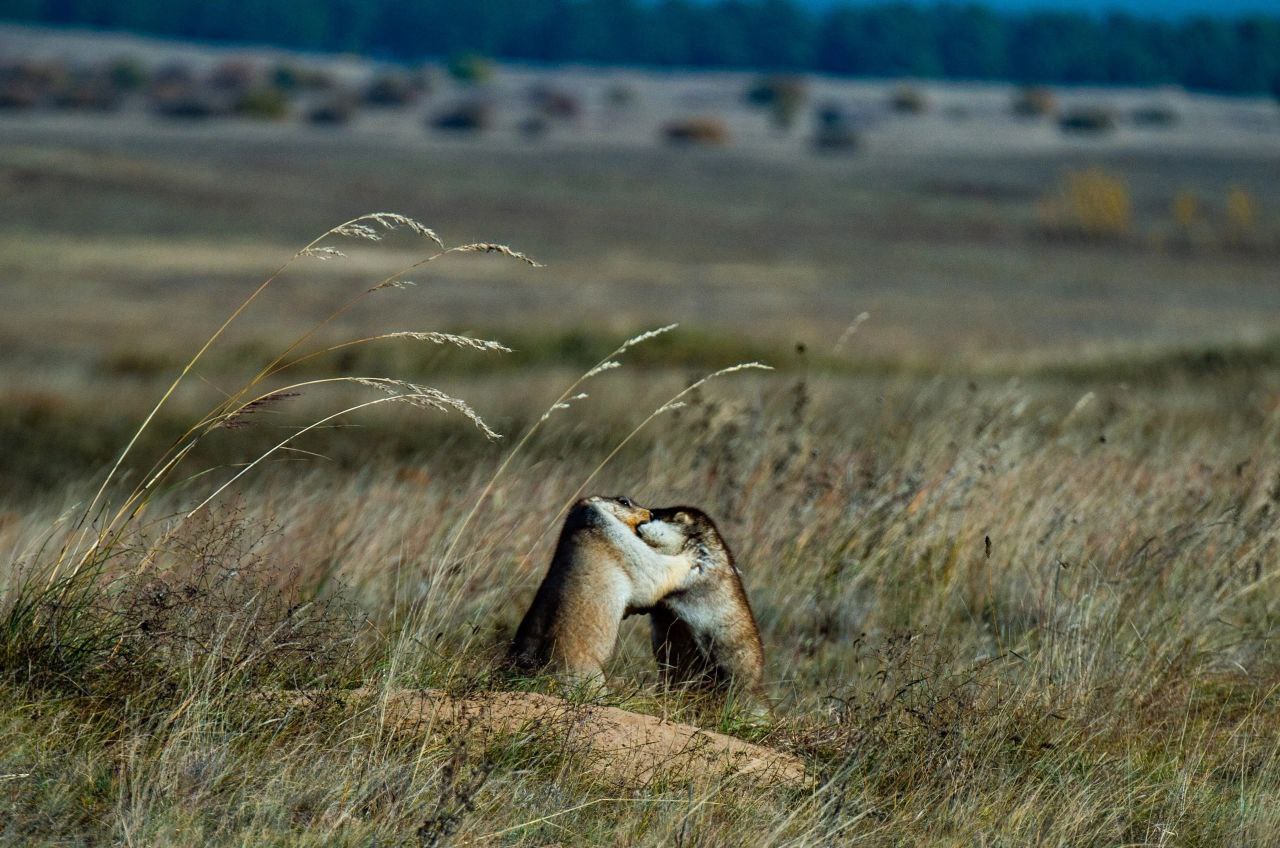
[5, 213, 1280, 844]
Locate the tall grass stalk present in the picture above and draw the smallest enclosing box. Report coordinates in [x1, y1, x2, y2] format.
[512, 363, 772, 574]
[54, 215, 533, 592]
[434, 324, 679, 583]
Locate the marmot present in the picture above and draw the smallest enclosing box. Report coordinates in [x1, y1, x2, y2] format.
[638, 506, 767, 708]
[509, 495, 699, 686]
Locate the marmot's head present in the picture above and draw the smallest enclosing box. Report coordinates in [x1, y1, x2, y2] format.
[638, 506, 730, 571]
[566, 495, 652, 535]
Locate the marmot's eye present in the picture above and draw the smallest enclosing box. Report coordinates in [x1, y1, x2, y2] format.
[617, 497, 634, 508]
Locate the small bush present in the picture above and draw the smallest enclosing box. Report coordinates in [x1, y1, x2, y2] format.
[1131, 103, 1179, 128]
[447, 53, 493, 85]
[1040, 169, 1133, 240]
[0, 62, 61, 108]
[604, 82, 636, 109]
[2, 60, 67, 90]
[269, 63, 302, 91]
[1224, 186, 1262, 248]
[662, 117, 730, 146]
[0, 79, 41, 109]
[234, 86, 290, 120]
[106, 56, 147, 92]
[288, 66, 336, 91]
[148, 62, 195, 97]
[1059, 106, 1117, 134]
[430, 100, 492, 132]
[152, 89, 228, 119]
[811, 103, 859, 153]
[888, 84, 928, 114]
[518, 114, 549, 139]
[51, 75, 120, 112]
[364, 72, 417, 107]
[409, 64, 436, 95]
[1011, 86, 1057, 118]
[1, 515, 367, 700]
[528, 84, 581, 121]
[307, 96, 356, 126]
[209, 60, 258, 92]
[745, 75, 808, 131]
[1171, 191, 1199, 231]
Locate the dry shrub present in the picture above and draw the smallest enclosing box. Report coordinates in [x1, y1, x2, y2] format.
[52, 72, 121, 112]
[1, 513, 369, 706]
[1058, 105, 1117, 134]
[447, 53, 493, 85]
[888, 84, 928, 114]
[1167, 185, 1270, 254]
[152, 89, 228, 119]
[1224, 185, 1261, 248]
[430, 100, 493, 132]
[0, 62, 60, 109]
[1169, 189, 1208, 251]
[208, 59, 258, 92]
[364, 72, 418, 107]
[528, 83, 582, 121]
[0, 79, 41, 109]
[234, 86, 290, 120]
[811, 103, 859, 153]
[146, 62, 196, 102]
[268, 63, 333, 93]
[604, 82, 637, 109]
[518, 114, 548, 139]
[746, 74, 809, 131]
[307, 95, 357, 126]
[663, 117, 730, 146]
[1131, 103, 1179, 128]
[1039, 168, 1132, 241]
[1011, 85, 1057, 118]
[107, 56, 147, 91]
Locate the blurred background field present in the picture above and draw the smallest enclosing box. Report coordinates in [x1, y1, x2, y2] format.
[4, 9, 1280, 846]
[2, 21, 1279, 494]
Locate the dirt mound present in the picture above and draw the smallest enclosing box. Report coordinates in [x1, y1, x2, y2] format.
[289, 688, 807, 788]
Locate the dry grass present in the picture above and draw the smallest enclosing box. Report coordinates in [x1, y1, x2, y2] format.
[6, 46, 1280, 840]
[5, 228, 1280, 841]
[4, 96, 1280, 841]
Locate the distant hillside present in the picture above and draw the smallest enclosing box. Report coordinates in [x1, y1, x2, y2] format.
[3, 0, 1278, 94]
[791, 0, 1277, 16]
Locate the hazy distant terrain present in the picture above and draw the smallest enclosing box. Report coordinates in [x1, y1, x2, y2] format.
[4, 24, 1280, 847]
[2, 25, 1278, 376]
[797, 0, 1278, 16]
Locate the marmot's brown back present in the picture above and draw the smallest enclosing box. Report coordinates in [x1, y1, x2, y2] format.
[640, 507, 766, 706]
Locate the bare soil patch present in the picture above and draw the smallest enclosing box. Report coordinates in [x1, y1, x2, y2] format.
[290, 687, 808, 788]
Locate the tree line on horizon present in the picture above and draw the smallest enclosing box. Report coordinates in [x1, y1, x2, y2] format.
[4, 0, 1280, 95]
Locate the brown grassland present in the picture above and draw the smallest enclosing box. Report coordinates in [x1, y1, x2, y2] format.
[4, 43, 1280, 844]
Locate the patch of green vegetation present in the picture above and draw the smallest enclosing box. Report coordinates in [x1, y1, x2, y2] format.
[1035, 336, 1280, 384]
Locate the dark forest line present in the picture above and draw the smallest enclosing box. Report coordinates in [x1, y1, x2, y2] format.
[3, 0, 1280, 95]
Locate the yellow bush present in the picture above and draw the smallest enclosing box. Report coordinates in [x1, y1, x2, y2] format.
[1172, 191, 1199, 230]
[1042, 169, 1132, 240]
[1225, 186, 1258, 244]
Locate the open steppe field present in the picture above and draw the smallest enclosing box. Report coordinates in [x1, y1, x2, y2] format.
[5, 25, 1280, 846]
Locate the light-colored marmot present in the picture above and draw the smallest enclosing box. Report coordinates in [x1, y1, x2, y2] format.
[638, 506, 767, 707]
[509, 495, 698, 686]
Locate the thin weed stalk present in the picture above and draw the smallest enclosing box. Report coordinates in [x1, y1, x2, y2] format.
[56, 217, 532, 594]
[434, 324, 679, 581]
